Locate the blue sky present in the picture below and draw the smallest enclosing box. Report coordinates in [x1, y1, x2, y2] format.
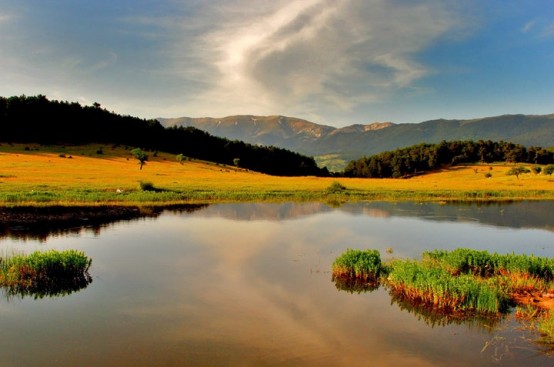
[1, 1, 553, 126]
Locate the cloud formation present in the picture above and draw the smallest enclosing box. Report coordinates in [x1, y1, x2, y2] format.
[174, 0, 466, 119]
[2, 1, 552, 125]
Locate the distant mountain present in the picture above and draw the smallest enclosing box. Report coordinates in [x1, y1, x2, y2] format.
[159, 115, 340, 151]
[159, 114, 554, 167]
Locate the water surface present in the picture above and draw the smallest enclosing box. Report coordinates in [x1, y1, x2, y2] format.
[0, 201, 553, 366]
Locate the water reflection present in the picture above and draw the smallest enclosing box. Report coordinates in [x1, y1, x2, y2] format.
[332, 275, 503, 329]
[332, 275, 380, 294]
[2, 272, 92, 300]
[2, 201, 553, 242]
[0, 201, 553, 366]
[340, 201, 554, 232]
[194, 201, 554, 232]
[0, 204, 207, 241]
[388, 291, 503, 329]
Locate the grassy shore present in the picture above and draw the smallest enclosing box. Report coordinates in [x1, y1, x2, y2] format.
[1, 143, 553, 206]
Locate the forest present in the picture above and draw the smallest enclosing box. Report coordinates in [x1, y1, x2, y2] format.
[343, 140, 554, 178]
[0, 95, 328, 177]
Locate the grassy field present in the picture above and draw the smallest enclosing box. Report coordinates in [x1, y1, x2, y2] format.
[0, 143, 553, 206]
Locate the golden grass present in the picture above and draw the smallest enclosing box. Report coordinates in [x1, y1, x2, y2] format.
[0, 143, 553, 206]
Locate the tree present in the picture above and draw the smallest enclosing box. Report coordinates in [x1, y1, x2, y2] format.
[176, 153, 186, 165]
[131, 148, 148, 170]
[233, 158, 240, 167]
[506, 166, 530, 179]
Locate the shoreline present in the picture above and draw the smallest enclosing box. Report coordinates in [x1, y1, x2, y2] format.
[1, 190, 553, 208]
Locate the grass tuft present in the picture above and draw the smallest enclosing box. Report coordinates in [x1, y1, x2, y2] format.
[139, 181, 156, 192]
[332, 247, 554, 342]
[0, 249, 92, 298]
[332, 248, 381, 281]
[326, 181, 347, 194]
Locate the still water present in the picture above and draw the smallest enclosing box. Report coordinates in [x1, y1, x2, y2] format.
[0, 201, 553, 366]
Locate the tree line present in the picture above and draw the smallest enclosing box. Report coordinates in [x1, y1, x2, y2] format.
[0, 95, 329, 176]
[343, 140, 554, 178]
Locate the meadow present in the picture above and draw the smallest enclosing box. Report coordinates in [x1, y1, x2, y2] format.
[0, 143, 553, 206]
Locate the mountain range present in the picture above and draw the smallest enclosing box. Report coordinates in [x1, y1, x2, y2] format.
[158, 114, 554, 169]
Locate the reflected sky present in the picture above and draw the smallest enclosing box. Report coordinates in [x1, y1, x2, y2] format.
[0, 202, 553, 366]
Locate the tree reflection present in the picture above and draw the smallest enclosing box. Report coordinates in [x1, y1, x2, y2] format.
[0, 204, 207, 241]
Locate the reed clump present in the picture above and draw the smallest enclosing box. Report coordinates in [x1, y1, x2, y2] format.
[0, 249, 92, 298]
[332, 248, 382, 282]
[423, 248, 554, 280]
[332, 248, 554, 341]
[386, 259, 508, 314]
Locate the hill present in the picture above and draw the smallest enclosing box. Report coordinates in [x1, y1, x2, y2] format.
[343, 140, 554, 178]
[159, 114, 554, 169]
[0, 95, 327, 177]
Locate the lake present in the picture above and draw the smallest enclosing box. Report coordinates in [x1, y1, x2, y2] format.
[0, 201, 553, 366]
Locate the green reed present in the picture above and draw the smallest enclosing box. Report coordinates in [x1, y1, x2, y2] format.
[537, 312, 554, 343]
[332, 248, 554, 314]
[332, 248, 382, 282]
[423, 248, 554, 280]
[385, 259, 507, 314]
[333, 247, 554, 343]
[0, 249, 92, 289]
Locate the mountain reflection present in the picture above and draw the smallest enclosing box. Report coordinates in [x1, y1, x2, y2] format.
[1, 201, 552, 240]
[195, 201, 554, 232]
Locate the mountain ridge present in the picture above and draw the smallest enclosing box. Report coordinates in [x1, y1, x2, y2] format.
[158, 113, 554, 167]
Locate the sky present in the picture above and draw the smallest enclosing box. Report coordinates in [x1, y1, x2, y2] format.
[1, 0, 553, 127]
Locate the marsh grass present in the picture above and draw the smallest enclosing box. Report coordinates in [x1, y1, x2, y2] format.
[332, 248, 382, 282]
[386, 259, 508, 314]
[423, 248, 554, 281]
[537, 313, 554, 344]
[0, 249, 92, 298]
[332, 248, 554, 342]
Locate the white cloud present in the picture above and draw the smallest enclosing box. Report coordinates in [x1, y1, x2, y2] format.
[167, 0, 469, 120]
[522, 19, 536, 33]
[521, 18, 554, 39]
[0, 13, 14, 23]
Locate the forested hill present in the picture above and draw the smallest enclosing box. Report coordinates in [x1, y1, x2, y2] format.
[343, 140, 554, 178]
[0, 95, 328, 177]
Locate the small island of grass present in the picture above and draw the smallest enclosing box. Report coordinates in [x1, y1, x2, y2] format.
[332, 248, 554, 343]
[0, 249, 92, 298]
